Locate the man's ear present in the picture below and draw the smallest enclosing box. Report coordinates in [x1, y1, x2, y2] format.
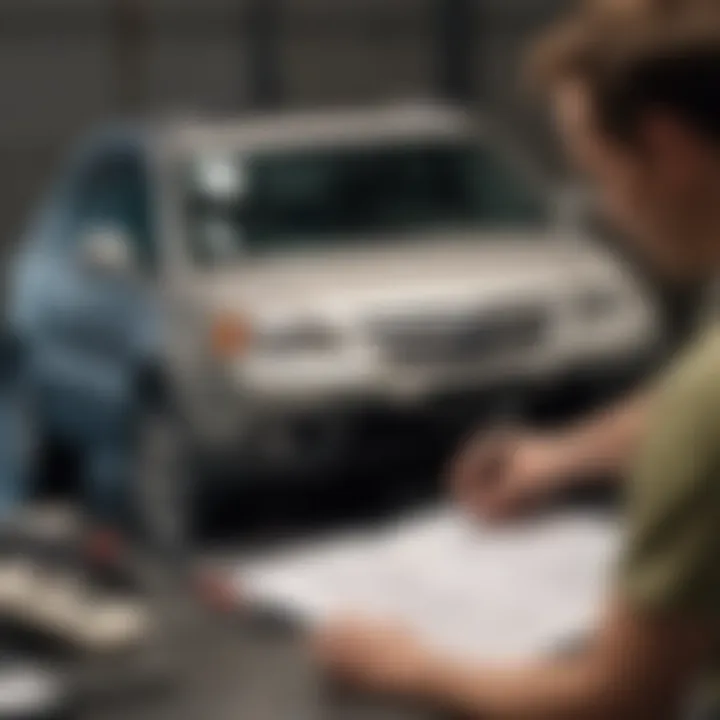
[642, 113, 706, 189]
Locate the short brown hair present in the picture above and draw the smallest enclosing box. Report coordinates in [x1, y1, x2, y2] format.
[529, 2, 720, 145]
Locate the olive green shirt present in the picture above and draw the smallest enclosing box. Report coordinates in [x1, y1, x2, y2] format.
[619, 328, 720, 708]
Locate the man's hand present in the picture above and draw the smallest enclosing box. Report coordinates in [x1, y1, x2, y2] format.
[311, 601, 707, 719]
[448, 429, 572, 521]
[311, 617, 432, 696]
[448, 392, 652, 521]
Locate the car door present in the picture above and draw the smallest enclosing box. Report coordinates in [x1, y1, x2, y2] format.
[34, 143, 160, 443]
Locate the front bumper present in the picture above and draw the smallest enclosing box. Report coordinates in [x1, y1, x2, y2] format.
[192, 348, 654, 481]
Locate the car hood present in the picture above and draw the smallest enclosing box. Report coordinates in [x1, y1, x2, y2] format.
[194, 231, 636, 322]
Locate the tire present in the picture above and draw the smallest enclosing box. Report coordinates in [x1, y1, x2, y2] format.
[129, 402, 197, 561]
[0, 377, 41, 516]
[0, 354, 71, 515]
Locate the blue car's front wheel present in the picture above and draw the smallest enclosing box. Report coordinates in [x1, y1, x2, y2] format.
[0, 382, 39, 519]
[84, 399, 197, 568]
[132, 404, 194, 556]
[0, 355, 70, 520]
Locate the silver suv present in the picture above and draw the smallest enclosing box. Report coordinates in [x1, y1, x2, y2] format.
[5, 104, 659, 543]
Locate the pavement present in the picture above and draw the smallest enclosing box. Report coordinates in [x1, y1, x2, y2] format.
[78, 599, 438, 720]
[0, 499, 442, 720]
[1, 477, 625, 720]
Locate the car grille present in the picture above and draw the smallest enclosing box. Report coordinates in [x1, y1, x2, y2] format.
[371, 307, 547, 367]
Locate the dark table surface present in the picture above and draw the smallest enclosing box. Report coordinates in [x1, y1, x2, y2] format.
[78, 597, 439, 720]
[3, 486, 621, 720]
[1, 495, 445, 720]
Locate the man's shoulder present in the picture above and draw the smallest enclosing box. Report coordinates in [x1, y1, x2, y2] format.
[650, 327, 720, 445]
[622, 325, 720, 616]
[662, 327, 720, 403]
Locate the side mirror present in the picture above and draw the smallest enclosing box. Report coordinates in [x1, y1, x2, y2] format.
[78, 226, 137, 276]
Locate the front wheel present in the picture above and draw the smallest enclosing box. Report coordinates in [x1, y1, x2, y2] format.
[85, 400, 198, 564]
[130, 403, 197, 560]
[0, 347, 74, 515]
[0, 375, 43, 517]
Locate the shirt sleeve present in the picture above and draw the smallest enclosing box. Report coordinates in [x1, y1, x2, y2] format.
[618, 334, 720, 615]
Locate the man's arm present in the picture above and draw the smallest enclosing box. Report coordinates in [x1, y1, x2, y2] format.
[319, 334, 720, 716]
[314, 598, 709, 720]
[552, 388, 652, 479]
[450, 388, 653, 519]
[415, 599, 707, 719]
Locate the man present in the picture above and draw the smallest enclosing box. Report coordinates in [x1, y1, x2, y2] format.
[313, 5, 720, 717]
[454, 0, 717, 526]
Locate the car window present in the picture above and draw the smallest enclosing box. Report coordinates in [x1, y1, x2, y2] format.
[183, 141, 550, 265]
[66, 148, 155, 269]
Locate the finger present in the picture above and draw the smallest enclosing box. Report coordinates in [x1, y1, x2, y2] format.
[310, 621, 347, 655]
[481, 496, 522, 523]
[451, 437, 507, 497]
[446, 428, 491, 477]
[481, 484, 541, 523]
[310, 617, 369, 655]
[312, 632, 355, 671]
[453, 448, 516, 519]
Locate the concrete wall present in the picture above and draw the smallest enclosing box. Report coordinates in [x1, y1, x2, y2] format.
[0, 0, 567, 252]
[0, 0, 249, 250]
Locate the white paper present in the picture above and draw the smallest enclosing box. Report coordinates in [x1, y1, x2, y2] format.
[236, 507, 619, 663]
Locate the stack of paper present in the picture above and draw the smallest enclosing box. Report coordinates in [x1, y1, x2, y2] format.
[236, 507, 619, 663]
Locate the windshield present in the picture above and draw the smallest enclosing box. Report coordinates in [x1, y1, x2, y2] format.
[182, 141, 550, 266]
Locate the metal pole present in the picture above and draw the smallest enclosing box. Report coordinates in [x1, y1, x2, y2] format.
[246, 0, 283, 109]
[436, 0, 475, 104]
[111, 0, 148, 114]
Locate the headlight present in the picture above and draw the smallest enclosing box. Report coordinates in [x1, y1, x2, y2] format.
[254, 323, 342, 355]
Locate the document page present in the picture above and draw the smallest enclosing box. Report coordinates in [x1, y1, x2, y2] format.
[236, 507, 619, 663]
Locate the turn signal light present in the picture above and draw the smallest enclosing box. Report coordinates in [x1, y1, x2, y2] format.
[210, 314, 252, 359]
